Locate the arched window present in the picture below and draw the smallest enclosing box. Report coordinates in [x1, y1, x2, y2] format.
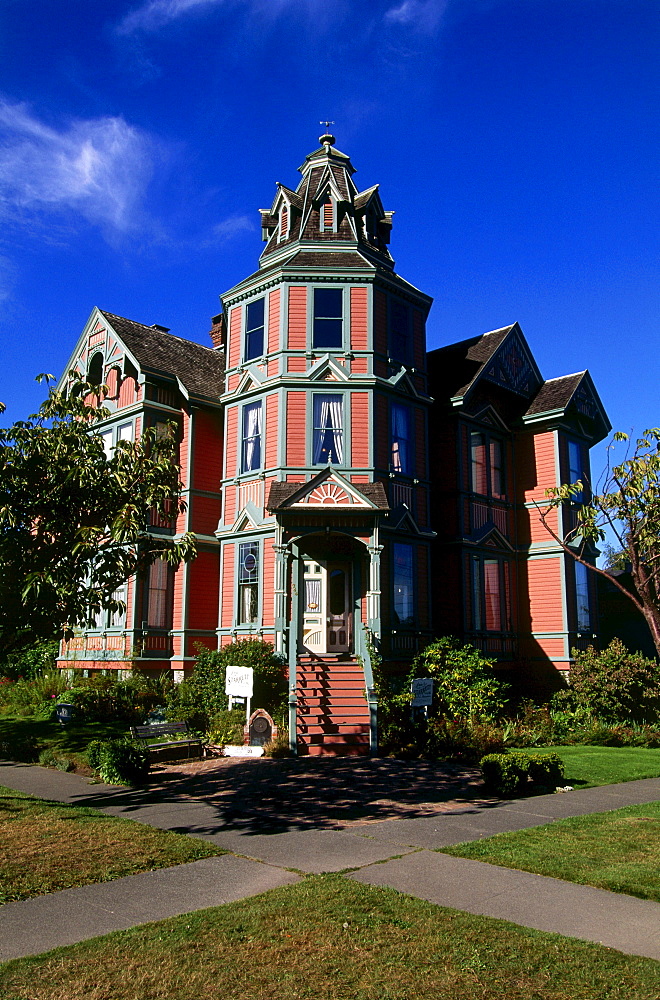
[87, 352, 103, 387]
[321, 195, 335, 232]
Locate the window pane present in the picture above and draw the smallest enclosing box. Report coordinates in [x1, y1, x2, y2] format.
[470, 433, 487, 494]
[147, 559, 169, 628]
[99, 430, 113, 460]
[238, 542, 259, 624]
[242, 402, 262, 472]
[575, 561, 590, 630]
[245, 299, 265, 360]
[393, 543, 414, 626]
[329, 569, 345, 615]
[117, 423, 133, 443]
[471, 555, 482, 630]
[490, 439, 504, 499]
[313, 288, 343, 348]
[484, 560, 501, 631]
[313, 394, 343, 464]
[389, 300, 410, 364]
[391, 403, 410, 474]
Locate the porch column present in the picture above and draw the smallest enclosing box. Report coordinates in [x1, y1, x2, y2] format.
[273, 539, 289, 658]
[367, 529, 383, 637]
[287, 540, 300, 755]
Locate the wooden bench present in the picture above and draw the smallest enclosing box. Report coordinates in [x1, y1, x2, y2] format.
[129, 722, 204, 763]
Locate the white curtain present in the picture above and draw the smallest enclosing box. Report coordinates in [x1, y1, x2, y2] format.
[305, 578, 321, 611]
[244, 402, 262, 470]
[314, 395, 343, 464]
[391, 404, 409, 473]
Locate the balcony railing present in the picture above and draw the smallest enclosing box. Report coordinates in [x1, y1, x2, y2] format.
[60, 629, 173, 661]
[389, 482, 413, 509]
[470, 500, 508, 535]
[238, 478, 263, 511]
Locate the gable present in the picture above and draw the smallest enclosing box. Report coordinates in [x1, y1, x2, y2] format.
[289, 473, 373, 509]
[481, 327, 542, 398]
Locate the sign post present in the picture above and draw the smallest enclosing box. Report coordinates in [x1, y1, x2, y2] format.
[225, 666, 254, 725]
[410, 677, 433, 721]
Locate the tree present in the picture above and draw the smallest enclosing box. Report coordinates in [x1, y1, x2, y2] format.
[0, 375, 196, 657]
[538, 429, 660, 658]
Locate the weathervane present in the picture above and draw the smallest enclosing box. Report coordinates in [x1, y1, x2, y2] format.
[319, 120, 335, 131]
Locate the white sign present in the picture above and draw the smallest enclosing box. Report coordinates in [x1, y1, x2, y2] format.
[225, 665, 254, 698]
[223, 745, 264, 758]
[411, 677, 434, 707]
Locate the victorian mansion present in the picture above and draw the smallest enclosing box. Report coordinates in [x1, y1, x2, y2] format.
[57, 133, 610, 755]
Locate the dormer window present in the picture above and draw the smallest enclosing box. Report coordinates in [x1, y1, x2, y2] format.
[279, 205, 288, 240]
[320, 194, 336, 232]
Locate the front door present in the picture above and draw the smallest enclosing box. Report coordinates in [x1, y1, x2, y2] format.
[302, 559, 352, 654]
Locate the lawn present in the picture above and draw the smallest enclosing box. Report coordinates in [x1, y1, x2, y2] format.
[0, 713, 129, 769]
[0, 785, 223, 902]
[442, 800, 660, 902]
[1, 875, 658, 1000]
[518, 745, 660, 788]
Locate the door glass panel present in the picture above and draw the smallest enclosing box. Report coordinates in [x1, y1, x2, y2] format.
[329, 569, 345, 615]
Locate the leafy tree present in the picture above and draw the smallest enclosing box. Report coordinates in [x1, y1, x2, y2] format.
[539, 430, 660, 658]
[0, 375, 196, 657]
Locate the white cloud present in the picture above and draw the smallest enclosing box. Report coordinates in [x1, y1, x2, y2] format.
[116, 0, 227, 35]
[384, 0, 448, 31]
[0, 100, 155, 234]
[209, 214, 254, 242]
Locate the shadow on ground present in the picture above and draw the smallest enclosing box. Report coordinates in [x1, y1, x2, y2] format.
[20, 756, 502, 836]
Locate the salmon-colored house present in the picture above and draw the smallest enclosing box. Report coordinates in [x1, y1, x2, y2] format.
[57, 133, 610, 753]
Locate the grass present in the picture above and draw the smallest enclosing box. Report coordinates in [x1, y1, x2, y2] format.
[0, 713, 129, 768]
[0, 785, 223, 902]
[516, 745, 660, 788]
[442, 800, 660, 902]
[1, 875, 659, 1000]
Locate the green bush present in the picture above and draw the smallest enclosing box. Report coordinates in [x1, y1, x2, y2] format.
[167, 640, 287, 734]
[86, 738, 149, 785]
[557, 640, 660, 725]
[207, 708, 246, 746]
[426, 717, 507, 762]
[480, 752, 529, 796]
[0, 670, 70, 717]
[409, 637, 509, 722]
[0, 733, 39, 763]
[38, 748, 75, 772]
[62, 674, 168, 724]
[480, 751, 565, 796]
[0, 640, 59, 681]
[526, 752, 564, 786]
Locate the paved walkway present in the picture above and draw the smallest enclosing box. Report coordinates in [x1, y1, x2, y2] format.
[0, 760, 659, 963]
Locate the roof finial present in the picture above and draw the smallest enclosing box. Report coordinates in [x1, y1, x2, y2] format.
[319, 120, 336, 146]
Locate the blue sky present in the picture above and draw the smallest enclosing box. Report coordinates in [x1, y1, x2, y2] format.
[1, 0, 658, 487]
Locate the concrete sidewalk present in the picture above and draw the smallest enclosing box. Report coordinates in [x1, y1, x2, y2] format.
[0, 761, 659, 963]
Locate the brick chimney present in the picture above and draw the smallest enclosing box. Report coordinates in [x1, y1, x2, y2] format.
[209, 312, 225, 350]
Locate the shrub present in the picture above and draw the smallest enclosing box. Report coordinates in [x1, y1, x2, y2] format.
[38, 748, 75, 772]
[0, 670, 70, 717]
[167, 640, 287, 734]
[0, 640, 59, 682]
[409, 637, 509, 722]
[527, 752, 564, 786]
[0, 733, 39, 763]
[480, 750, 565, 796]
[86, 738, 149, 785]
[480, 752, 529, 796]
[426, 717, 507, 762]
[61, 674, 167, 724]
[562, 639, 660, 725]
[263, 730, 292, 758]
[207, 709, 246, 746]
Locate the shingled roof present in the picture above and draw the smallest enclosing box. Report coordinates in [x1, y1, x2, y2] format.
[100, 311, 225, 399]
[267, 480, 389, 512]
[427, 325, 516, 400]
[524, 373, 585, 416]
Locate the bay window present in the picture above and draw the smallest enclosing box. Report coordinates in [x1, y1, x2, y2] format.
[390, 402, 411, 475]
[470, 431, 505, 499]
[313, 287, 343, 349]
[238, 541, 259, 624]
[393, 543, 414, 626]
[241, 401, 262, 473]
[313, 394, 343, 464]
[245, 298, 265, 361]
[470, 555, 511, 632]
